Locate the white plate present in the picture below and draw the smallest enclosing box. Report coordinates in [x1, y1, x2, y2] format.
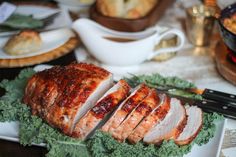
[0, 3, 75, 60]
[0, 28, 75, 59]
[0, 119, 227, 157]
[13, 4, 71, 30]
[185, 119, 227, 157]
[0, 4, 72, 35]
[217, 0, 235, 9]
[54, 0, 95, 7]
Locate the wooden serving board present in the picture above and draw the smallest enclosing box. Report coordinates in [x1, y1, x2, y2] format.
[215, 41, 236, 85]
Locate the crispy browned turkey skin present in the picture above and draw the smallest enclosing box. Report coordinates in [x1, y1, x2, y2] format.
[23, 63, 113, 135]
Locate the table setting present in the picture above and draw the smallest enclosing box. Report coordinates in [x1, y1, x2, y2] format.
[0, 0, 235, 157]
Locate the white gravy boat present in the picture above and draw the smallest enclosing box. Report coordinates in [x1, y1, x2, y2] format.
[72, 18, 185, 66]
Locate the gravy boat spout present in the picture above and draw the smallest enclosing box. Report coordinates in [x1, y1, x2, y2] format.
[72, 18, 185, 66]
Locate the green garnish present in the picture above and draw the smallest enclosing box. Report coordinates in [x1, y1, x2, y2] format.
[125, 73, 196, 89]
[125, 74, 202, 100]
[0, 68, 223, 157]
[87, 112, 223, 157]
[0, 13, 44, 30]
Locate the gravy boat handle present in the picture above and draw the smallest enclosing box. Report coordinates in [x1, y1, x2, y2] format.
[147, 28, 185, 60]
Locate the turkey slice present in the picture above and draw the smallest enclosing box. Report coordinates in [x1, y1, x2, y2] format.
[101, 84, 150, 133]
[72, 80, 130, 140]
[143, 98, 187, 144]
[175, 106, 203, 145]
[127, 94, 170, 144]
[112, 89, 160, 142]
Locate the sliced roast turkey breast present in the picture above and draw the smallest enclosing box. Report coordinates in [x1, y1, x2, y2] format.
[23, 63, 113, 135]
[143, 98, 187, 144]
[127, 94, 170, 144]
[101, 84, 150, 133]
[72, 80, 131, 140]
[111, 89, 160, 142]
[175, 106, 203, 145]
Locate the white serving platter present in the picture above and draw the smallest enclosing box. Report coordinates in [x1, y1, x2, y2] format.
[185, 120, 227, 157]
[0, 115, 227, 157]
[0, 65, 228, 156]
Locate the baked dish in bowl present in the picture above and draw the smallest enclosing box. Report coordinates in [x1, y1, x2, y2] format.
[218, 2, 236, 54]
[96, 0, 158, 19]
[90, 0, 174, 32]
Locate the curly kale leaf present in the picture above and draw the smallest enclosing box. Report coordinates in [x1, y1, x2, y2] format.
[46, 139, 90, 157]
[125, 73, 196, 89]
[194, 112, 224, 145]
[125, 74, 202, 100]
[19, 113, 90, 157]
[0, 99, 30, 122]
[0, 68, 35, 122]
[87, 131, 157, 157]
[0, 68, 35, 102]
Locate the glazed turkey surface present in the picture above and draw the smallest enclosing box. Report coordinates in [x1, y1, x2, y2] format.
[23, 63, 113, 135]
[23, 63, 202, 146]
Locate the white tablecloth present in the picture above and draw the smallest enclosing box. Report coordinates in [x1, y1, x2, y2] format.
[59, 1, 236, 156]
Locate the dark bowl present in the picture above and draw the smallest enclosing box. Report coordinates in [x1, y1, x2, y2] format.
[89, 0, 174, 32]
[218, 2, 236, 54]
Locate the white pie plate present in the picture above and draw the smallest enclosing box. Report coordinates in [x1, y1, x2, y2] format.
[0, 28, 75, 59]
[0, 110, 227, 156]
[54, 0, 95, 7]
[0, 3, 76, 62]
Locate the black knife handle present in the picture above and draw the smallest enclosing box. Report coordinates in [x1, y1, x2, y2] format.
[193, 100, 236, 120]
[202, 89, 236, 105]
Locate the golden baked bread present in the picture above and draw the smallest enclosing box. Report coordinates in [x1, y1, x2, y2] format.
[96, 0, 158, 19]
[79, 0, 95, 4]
[4, 30, 42, 55]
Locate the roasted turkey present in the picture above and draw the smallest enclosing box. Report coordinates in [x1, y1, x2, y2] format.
[23, 63, 203, 145]
[23, 63, 113, 135]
